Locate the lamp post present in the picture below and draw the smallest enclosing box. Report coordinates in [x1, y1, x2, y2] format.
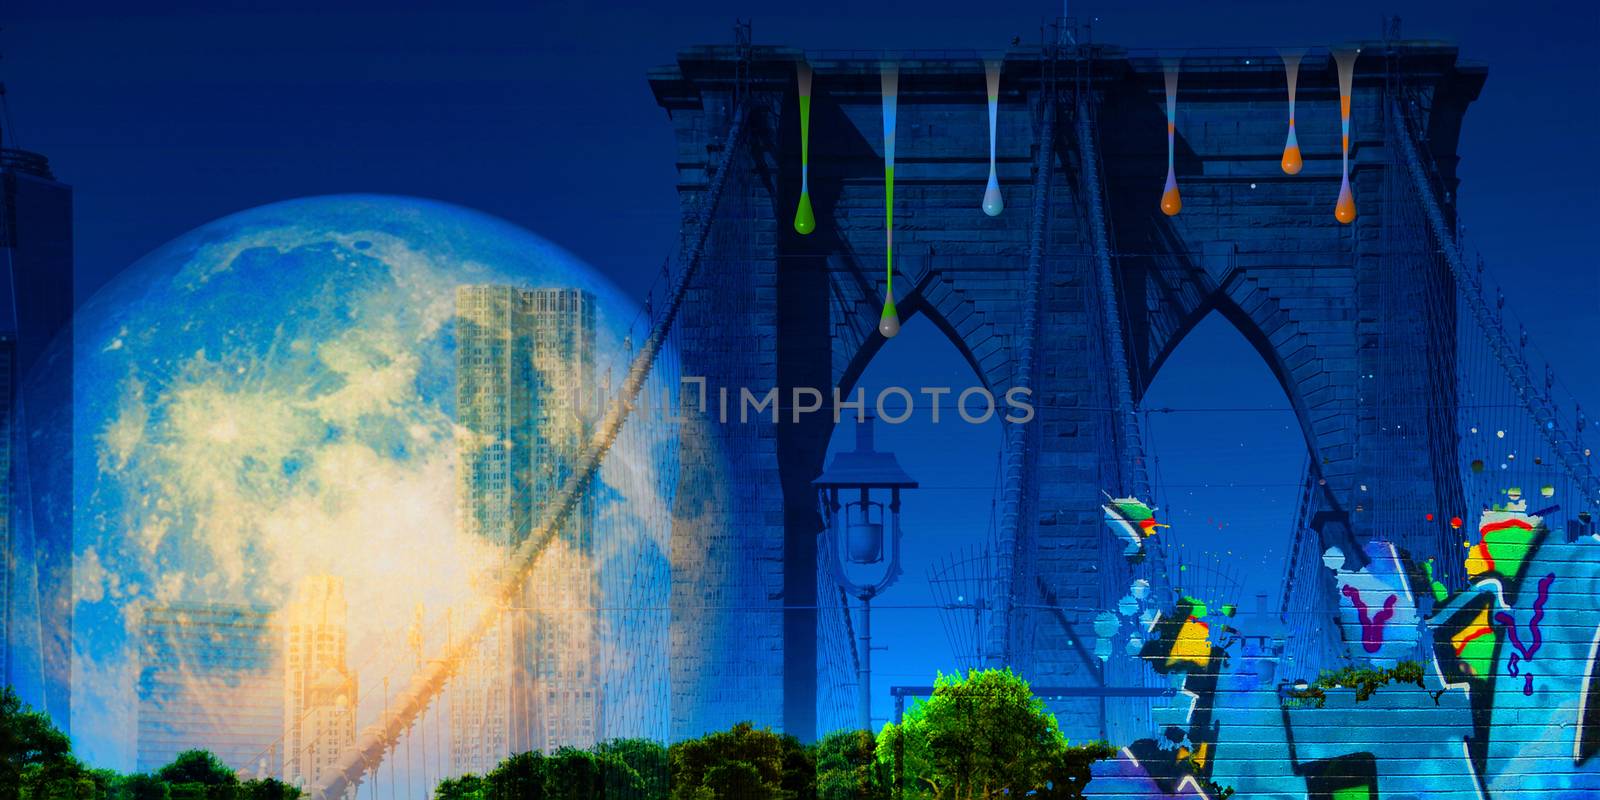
[815, 414, 918, 732]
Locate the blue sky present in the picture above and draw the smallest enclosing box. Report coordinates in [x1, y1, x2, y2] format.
[6, 0, 1597, 742]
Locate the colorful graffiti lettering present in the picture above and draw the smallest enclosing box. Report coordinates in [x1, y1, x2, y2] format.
[1089, 479, 1600, 800]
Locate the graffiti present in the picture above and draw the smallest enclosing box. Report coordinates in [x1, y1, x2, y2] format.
[1325, 542, 1421, 666]
[1579, 625, 1600, 765]
[1422, 558, 1450, 603]
[1464, 495, 1551, 603]
[1104, 495, 1167, 557]
[1494, 572, 1555, 695]
[1087, 482, 1600, 799]
[1340, 584, 1398, 654]
[1297, 752, 1377, 800]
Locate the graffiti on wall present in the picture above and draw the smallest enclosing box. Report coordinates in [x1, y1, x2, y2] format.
[1086, 488, 1600, 800]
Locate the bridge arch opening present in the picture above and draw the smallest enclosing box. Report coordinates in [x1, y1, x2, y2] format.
[817, 314, 1004, 736]
[1141, 310, 1308, 608]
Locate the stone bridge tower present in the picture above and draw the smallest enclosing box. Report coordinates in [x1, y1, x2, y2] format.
[651, 40, 1485, 741]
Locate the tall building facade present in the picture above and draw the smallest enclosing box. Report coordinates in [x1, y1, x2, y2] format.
[452, 286, 597, 769]
[0, 141, 73, 734]
[282, 576, 357, 797]
[136, 603, 283, 776]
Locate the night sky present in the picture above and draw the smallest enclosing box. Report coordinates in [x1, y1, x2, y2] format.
[6, 0, 1598, 740]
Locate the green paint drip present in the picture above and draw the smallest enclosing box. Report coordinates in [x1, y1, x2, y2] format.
[1422, 559, 1449, 603]
[794, 66, 815, 235]
[884, 164, 894, 287]
[794, 192, 814, 235]
[879, 64, 899, 338]
[879, 164, 898, 338]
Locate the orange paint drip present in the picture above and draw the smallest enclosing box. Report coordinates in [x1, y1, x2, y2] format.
[1280, 51, 1305, 175]
[1335, 176, 1356, 224]
[1333, 49, 1359, 224]
[1281, 138, 1303, 175]
[1161, 60, 1181, 216]
[1161, 173, 1182, 216]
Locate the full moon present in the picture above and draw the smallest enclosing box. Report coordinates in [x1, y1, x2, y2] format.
[39, 195, 664, 767]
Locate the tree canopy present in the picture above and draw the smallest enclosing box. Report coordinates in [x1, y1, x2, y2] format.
[3, 677, 1113, 800]
[875, 668, 1113, 800]
[813, 730, 886, 800]
[668, 721, 793, 800]
[156, 750, 238, 787]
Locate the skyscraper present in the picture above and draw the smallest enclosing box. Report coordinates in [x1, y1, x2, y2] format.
[136, 603, 284, 776]
[283, 576, 357, 797]
[452, 285, 596, 767]
[1, 136, 74, 734]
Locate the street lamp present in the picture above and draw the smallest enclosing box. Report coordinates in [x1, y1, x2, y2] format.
[815, 413, 918, 732]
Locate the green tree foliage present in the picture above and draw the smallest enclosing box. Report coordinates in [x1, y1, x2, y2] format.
[1284, 660, 1426, 707]
[1037, 741, 1116, 800]
[485, 750, 545, 800]
[1, 686, 74, 800]
[237, 778, 301, 800]
[19, 758, 99, 800]
[2, 678, 1119, 800]
[812, 730, 886, 800]
[777, 733, 814, 800]
[112, 774, 173, 800]
[433, 774, 485, 800]
[544, 748, 602, 800]
[874, 669, 1114, 800]
[596, 739, 668, 800]
[156, 751, 237, 787]
[669, 722, 790, 800]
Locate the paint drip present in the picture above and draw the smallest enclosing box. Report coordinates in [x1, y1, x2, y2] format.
[983, 60, 1004, 216]
[1161, 61, 1181, 216]
[1280, 50, 1305, 175]
[1333, 49, 1359, 223]
[880, 63, 901, 337]
[794, 62, 816, 235]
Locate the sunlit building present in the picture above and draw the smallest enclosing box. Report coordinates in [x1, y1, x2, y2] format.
[452, 285, 597, 768]
[135, 603, 283, 776]
[283, 576, 357, 797]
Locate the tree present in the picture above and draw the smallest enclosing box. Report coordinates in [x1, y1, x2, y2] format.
[812, 730, 885, 800]
[19, 758, 98, 800]
[156, 751, 238, 787]
[0, 686, 74, 800]
[484, 751, 544, 800]
[597, 738, 668, 800]
[1037, 741, 1117, 800]
[114, 773, 173, 800]
[873, 669, 1112, 800]
[778, 733, 815, 800]
[547, 747, 619, 800]
[669, 722, 789, 800]
[433, 774, 484, 800]
[238, 777, 301, 800]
